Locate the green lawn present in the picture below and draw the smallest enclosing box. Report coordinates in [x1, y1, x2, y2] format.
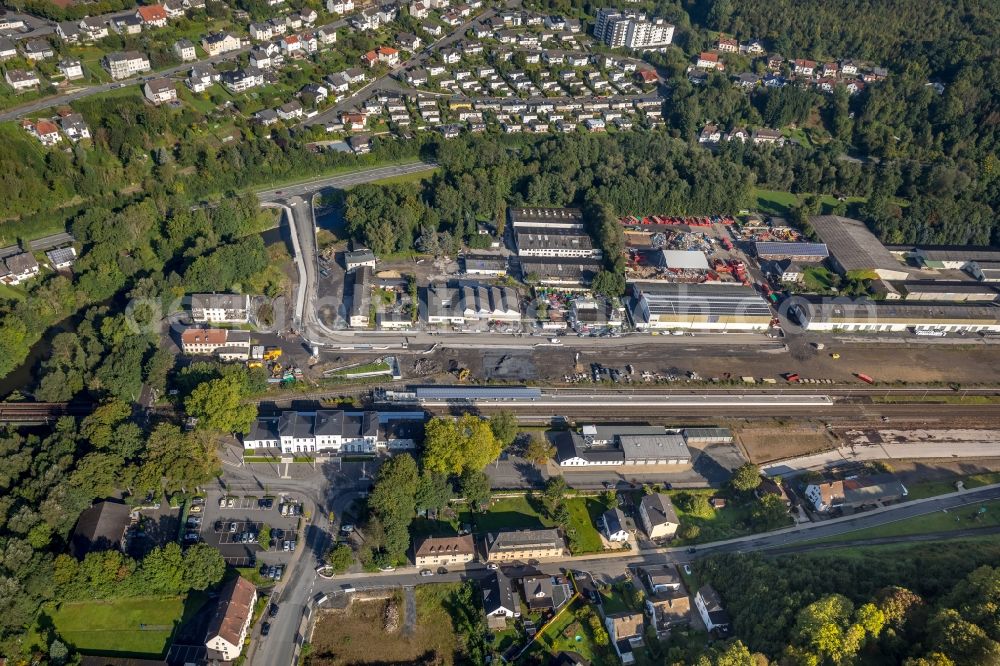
[461, 495, 552, 533]
[802, 265, 839, 292]
[754, 188, 868, 216]
[905, 472, 1000, 500]
[519, 598, 604, 665]
[669, 490, 757, 545]
[562, 497, 607, 554]
[48, 594, 206, 658]
[805, 499, 1000, 544]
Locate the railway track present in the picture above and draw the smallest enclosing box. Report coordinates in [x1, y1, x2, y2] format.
[0, 402, 94, 422]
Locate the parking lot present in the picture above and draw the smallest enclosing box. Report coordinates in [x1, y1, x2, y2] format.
[187, 491, 305, 566]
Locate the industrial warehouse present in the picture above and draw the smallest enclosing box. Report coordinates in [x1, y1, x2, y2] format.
[628, 282, 774, 331]
[790, 299, 1000, 334]
[554, 424, 697, 466]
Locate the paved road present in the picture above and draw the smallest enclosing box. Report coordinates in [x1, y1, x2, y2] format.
[314, 484, 1000, 595]
[0, 44, 252, 122]
[256, 162, 439, 201]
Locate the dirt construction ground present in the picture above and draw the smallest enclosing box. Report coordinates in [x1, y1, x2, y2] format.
[309, 590, 459, 665]
[736, 423, 838, 464]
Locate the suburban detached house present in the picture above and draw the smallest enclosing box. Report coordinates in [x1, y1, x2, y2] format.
[174, 38, 196, 61]
[638, 493, 680, 540]
[0, 37, 17, 60]
[58, 58, 84, 80]
[114, 15, 143, 35]
[327, 0, 355, 13]
[695, 51, 723, 70]
[792, 59, 817, 76]
[22, 39, 55, 61]
[6, 69, 41, 91]
[58, 113, 90, 142]
[0, 252, 41, 285]
[606, 612, 645, 665]
[694, 585, 731, 635]
[136, 4, 169, 27]
[46, 246, 77, 269]
[641, 565, 690, 637]
[143, 78, 177, 104]
[482, 572, 520, 630]
[805, 474, 907, 513]
[188, 63, 220, 92]
[520, 574, 572, 612]
[22, 118, 62, 146]
[414, 535, 476, 567]
[205, 576, 257, 662]
[202, 31, 242, 56]
[601, 507, 630, 542]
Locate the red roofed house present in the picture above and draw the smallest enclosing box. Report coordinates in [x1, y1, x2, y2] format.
[716, 36, 738, 53]
[280, 33, 303, 55]
[361, 49, 378, 67]
[23, 118, 62, 146]
[377, 45, 399, 65]
[793, 59, 816, 76]
[136, 4, 169, 27]
[695, 51, 723, 71]
[636, 69, 658, 85]
[341, 111, 367, 131]
[205, 576, 257, 662]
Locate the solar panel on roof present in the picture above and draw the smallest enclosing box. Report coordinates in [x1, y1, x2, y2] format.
[755, 242, 829, 258]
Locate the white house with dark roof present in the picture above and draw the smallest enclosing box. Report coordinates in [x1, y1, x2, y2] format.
[601, 507, 629, 542]
[694, 585, 731, 635]
[639, 493, 679, 539]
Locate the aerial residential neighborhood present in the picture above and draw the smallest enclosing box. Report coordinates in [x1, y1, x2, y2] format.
[0, 0, 997, 665]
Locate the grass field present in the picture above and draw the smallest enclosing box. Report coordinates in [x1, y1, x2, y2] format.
[48, 594, 205, 657]
[461, 495, 552, 533]
[805, 499, 1000, 544]
[669, 489, 758, 544]
[562, 497, 606, 554]
[753, 188, 868, 216]
[905, 472, 1000, 499]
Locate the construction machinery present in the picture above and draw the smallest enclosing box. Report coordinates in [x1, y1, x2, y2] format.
[263, 347, 282, 362]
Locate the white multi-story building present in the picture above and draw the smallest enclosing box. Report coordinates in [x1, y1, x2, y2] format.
[190, 293, 251, 323]
[201, 31, 242, 56]
[594, 9, 673, 49]
[242, 410, 423, 453]
[103, 51, 151, 80]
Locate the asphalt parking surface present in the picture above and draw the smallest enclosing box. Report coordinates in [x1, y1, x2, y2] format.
[192, 491, 304, 565]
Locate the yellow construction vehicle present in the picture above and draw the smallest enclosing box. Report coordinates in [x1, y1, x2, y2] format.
[263, 347, 283, 362]
[456, 368, 470, 381]
[247, 361, 263, 369]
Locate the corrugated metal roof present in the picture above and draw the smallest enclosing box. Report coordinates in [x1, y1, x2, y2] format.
[414, 386, 542, 399]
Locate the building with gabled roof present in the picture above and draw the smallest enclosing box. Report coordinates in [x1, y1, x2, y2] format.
[414, 535, 476, 567]
[638, 493, 679, 540]
[205, 576, 257, 661]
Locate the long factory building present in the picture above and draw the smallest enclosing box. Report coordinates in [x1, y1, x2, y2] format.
[790, 298, 1000, 333]
[628, 282, 774, 332]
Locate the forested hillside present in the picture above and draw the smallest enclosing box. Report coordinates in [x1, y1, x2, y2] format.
[700, 542, 1000, 665]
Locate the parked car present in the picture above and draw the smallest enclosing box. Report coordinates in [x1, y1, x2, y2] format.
[683, 564, 692, 575]
[189, 505, 202, 514]
[191, 497, 205, 505]
[340, 524, 355, 534]
[420, 569, 434, 576]
[261, 622, 270, 636]
[486, 563, 498, 570]
[269, 603, 279, 618]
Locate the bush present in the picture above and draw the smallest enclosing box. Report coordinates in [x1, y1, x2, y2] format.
[679, 524, 701, 540]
